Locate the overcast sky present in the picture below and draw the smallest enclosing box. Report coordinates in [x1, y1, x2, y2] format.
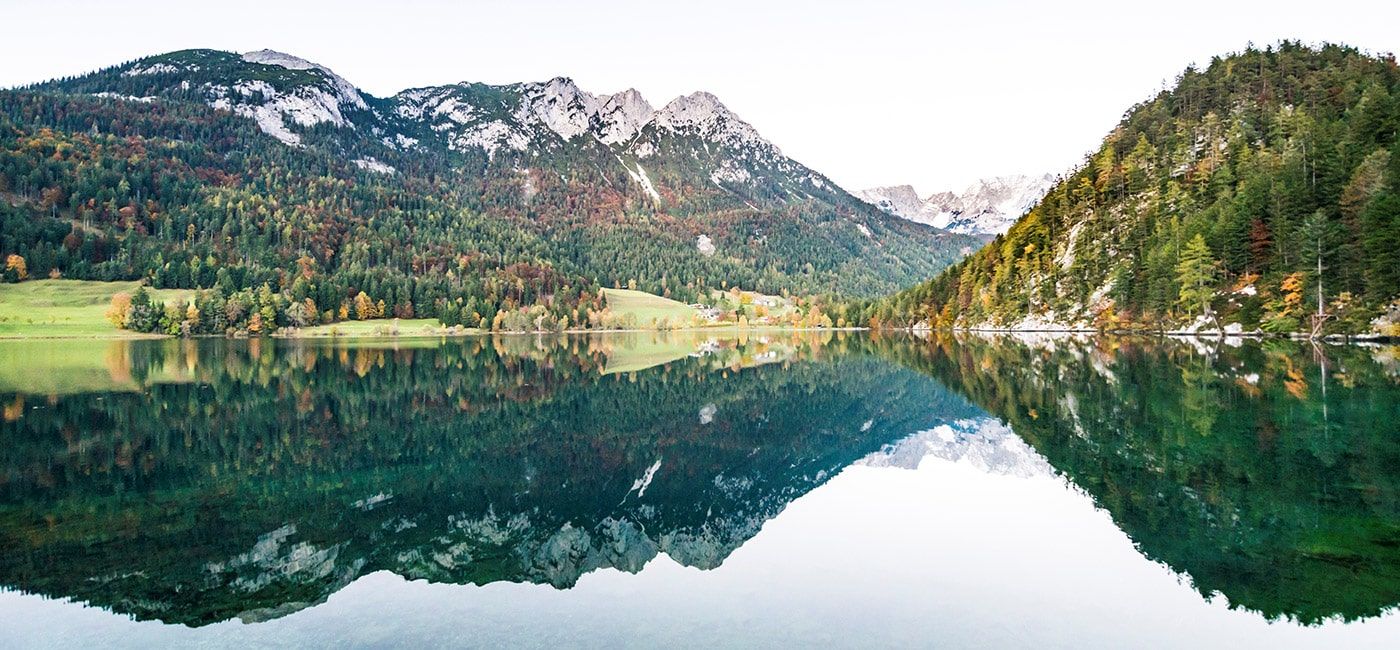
[2, 0, 1396, 194]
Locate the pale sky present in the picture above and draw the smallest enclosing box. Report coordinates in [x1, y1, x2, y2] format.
[1, 0, 1396, 194]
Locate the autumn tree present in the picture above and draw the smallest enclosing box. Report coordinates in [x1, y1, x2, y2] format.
[354, 292, 375, 320]
[3, 254, 26, 282]
[106, 292, 132, 328]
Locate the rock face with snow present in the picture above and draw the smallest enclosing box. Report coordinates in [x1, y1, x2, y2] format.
[854, 185, 924, 222]
[856, 418, 1053, 478]
[89, 49, 863, 207]
[858, 174, 1055, 236]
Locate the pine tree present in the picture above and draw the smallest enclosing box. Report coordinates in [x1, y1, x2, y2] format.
[1175, 234, 1217, 319]
[1298, 209, 1340, 325]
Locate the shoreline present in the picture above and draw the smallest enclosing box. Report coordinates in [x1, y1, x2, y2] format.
[2, 325, 1393, 344]
[0, 325, 873, 342]
[905, 325, 1397, 344]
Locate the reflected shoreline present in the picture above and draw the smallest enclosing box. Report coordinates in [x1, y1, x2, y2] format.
[2, 332, 1397, 629]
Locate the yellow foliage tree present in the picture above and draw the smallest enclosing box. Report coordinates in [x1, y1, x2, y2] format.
[1281, 272, 1305, 316]
[4, 254, 27, 281]
[106, 292, 132, 328]
[354, 292, 375, 320]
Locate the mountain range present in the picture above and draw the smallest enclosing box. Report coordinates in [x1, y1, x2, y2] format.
[856, 174, 1055, 236]
[0, 48, 978, 330]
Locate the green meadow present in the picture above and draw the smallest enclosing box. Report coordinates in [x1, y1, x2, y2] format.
[0, 280, 191, 338]
[600, 288, 699, 326]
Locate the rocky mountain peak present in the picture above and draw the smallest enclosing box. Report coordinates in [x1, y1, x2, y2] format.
[653, 92, 766, 149]
[858, 174, 1054, 235]
[516, 76, 600, 141]
[595, 88, 655, 145]
[239, 49, 367, 110]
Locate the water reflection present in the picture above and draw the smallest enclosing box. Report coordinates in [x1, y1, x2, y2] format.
[900, 332, 1400, 625]
[0, 332, 980, 626]
[0, 331, 1397, 637]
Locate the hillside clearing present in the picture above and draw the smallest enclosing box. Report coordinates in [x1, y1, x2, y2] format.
[601, 288, 699, 326]
[0, 280, 191, 338]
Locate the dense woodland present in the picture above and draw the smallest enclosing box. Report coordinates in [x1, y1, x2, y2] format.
[879, 43, 1400, 335]
[0, 50, 971, 335]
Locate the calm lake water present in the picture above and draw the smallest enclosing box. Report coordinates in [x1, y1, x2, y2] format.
[0, 332, 1397, 648]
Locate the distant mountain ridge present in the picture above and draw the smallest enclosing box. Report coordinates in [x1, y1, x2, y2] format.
[79, 49, 817, 196]
[856, 174, 1055, 235]
[0, 48, 981, 329]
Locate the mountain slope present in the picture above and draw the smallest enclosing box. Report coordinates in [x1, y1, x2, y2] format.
[879, 43, 1400, 334]
[0, 48, 977, 332]
[857, 174, 1054, 235]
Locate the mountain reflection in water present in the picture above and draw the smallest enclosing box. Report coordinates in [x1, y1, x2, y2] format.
[0, 331, 1396, 646]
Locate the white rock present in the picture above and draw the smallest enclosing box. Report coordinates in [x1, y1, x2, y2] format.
[353, 157, 396, 174]
[594, 88, 654, 145]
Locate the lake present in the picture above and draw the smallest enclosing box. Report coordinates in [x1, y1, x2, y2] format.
[1, 332, 1397, 648]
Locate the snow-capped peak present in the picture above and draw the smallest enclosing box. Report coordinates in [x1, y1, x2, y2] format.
[921, 174, 1055, 234]
[653, 92, 767, 149]
[854, 185, 923, 221]
[857, 174, 1055, 235]
[856, 418, 1053, 477]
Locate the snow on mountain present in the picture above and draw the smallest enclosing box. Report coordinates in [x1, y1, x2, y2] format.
[96, 49, 859, 206]
[390, 79, 769, 166]
[922, 174, 1056, 235]
[855, 418, 1053, 478]
[854, 185, 923, 221]
[122, 62, 184, 76]
[207, 79, 349, 146]
[353, 157, 396, 174]
[857, 174, 1055, 235]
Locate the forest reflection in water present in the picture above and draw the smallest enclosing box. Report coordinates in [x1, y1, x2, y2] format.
[0, 330, 1396, 644]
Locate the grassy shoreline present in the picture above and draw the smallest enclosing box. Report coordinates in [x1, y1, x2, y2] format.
[0, 280, 856, 340]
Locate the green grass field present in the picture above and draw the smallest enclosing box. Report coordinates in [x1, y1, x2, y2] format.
[601, 288, 698, 326]
[0, 280, 192, 338]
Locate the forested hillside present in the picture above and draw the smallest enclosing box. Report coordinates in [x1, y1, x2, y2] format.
[879, 43, 1400, 335]
[0, 49, 974, 334]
